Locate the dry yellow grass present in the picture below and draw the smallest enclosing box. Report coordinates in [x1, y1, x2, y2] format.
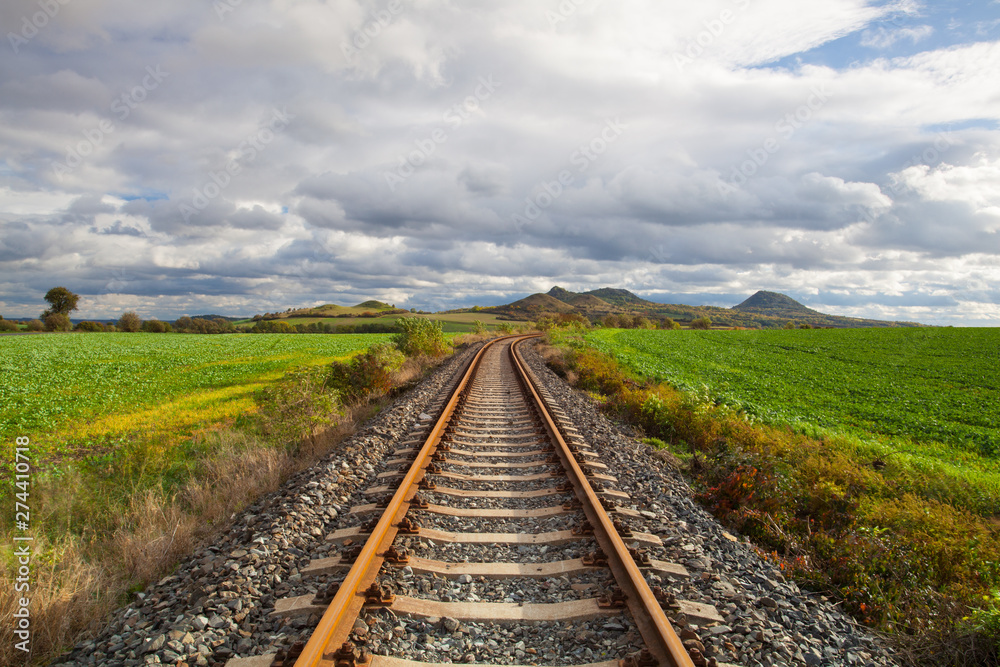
[0, 356, 438, 666]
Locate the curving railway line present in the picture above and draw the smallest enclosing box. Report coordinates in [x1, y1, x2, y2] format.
[228, 336, 720, 667]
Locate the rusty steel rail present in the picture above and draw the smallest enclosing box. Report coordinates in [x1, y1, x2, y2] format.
[509, 337, 694, 667]
[292, 334, 692, 667]
[293, 337, 508, 667]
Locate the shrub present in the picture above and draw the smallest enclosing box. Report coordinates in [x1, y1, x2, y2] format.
[690, 317, 712, 330]
[74, 321, 106, 332]
[328, 343, 406, 401]
[254, 366, 340, 440]
[472, 320, 488, 335]
[141, 320, 168, 333]
[495, 322, 515, 335]
[44, 313, 72, 331]
[394, 318, 449, 357]
[118, 312, 142, 332]
[660, 318, 681, 330]
[26, 319, 45, 332]
[0, 320, 19, 332]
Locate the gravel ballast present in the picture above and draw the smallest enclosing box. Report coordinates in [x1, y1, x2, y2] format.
[51, 339, 902, 667]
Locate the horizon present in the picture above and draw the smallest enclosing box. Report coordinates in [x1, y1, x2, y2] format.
[1, 1, 998, 327]
[0, 286, 945, 326]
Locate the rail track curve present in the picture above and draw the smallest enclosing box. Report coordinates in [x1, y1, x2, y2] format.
[229, 336, 712, 667]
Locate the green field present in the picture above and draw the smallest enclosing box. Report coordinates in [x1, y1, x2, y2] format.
[586, 328, 1000, 458]
[255, 312, 507, 333]
[0, 333, 390, 464]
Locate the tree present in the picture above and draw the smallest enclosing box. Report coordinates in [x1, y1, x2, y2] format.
[118, 311, 142, 332]
[42, 287, 80, 318]
[44, 313, 72, 331]
[690, 317, 712, 330]
[25, 319, 44, 332]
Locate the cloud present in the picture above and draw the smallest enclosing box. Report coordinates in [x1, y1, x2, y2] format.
[0, 0, 998, 325]
[861, 25, 935, 49]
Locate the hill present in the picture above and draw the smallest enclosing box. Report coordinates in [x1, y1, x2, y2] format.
[546, 286, 580, 303]
[355, 300, 394, 310]
[505, 293, 576, 314]
[732, 291, 825, 318]
[583, 287, 655, 308]
[486, 286, 924, 329]
[545, 287, 612, 311]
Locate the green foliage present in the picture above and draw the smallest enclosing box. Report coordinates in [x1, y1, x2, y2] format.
[557, 331, 1000, 656]
[43, 286, 80, 317]
[472, 319, 488, 335]
[0, 320, 19, 332]
[254, 366, 340, 440]
[141, 320, 171, 333]
[0, 333, 393, 447]
[25, 319, 44, 332]
[174, 316, 236, 334]
[328, 342, 405, 402]
[74, 321, 107, 332]
[586, 328, 1000, 460]
[496, 322, 515, 334]
[970, 591, 1000, 652]
[118, 311, 142, 332]
[690, 316, 712, 330]
[394, 317, 449, 356]
[43, 313, 71, 331]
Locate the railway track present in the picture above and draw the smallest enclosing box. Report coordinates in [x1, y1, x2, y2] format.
[229, 336, 727, 667]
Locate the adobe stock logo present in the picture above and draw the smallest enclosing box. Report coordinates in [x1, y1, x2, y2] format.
[52, 65, 170, 178]
[718, 84, 833, 198]
[341, 0, 405, 62]
[180, 108, 294, 222]
[7, 0, 72, 54]
[511, 118, 626, 232]
[383, 76, 501, 192]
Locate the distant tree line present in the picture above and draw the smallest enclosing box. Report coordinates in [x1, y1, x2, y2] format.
[601, 313, 684, 330]
[248, 320, 399, 334]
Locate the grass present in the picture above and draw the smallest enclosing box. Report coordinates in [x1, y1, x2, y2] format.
[0, 333, 391, 466]
[0, 331, 413, 665]
[547, 327, 1000, 665]
[276, 312, 508, 333]
[585, 328, 1000, 513]
[585, 328, 1000, 455]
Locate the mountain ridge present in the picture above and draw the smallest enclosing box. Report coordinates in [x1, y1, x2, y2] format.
[486, 287, 923, 329]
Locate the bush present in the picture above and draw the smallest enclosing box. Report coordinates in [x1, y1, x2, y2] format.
[74, 321, 106, 332]
[394, 318, 449, 357]
[174, 316, 234, 334]
[0, 320, 19, 332]
[472, 320, 488, 335]
[141, 319, 169, 333]
[690, 317, 712, 330]
[118, 312, 142, 332]
[44, 313, 72, 331]
[26, 319, 44, 332]
[328, 343, 405, 402]
[660, 318, 681, 330]
[254, 366, 340, 440]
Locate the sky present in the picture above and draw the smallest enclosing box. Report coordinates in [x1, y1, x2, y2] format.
[1, 0, 998, 325]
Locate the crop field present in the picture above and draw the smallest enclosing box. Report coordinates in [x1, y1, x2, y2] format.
[585, 327, 1000, 459]
[0, 333, 390, 465]
[376, 312, 507, 332]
